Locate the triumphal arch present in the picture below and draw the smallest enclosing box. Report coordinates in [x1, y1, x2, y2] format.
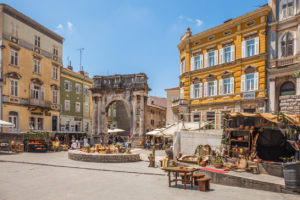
[90, 73, 150, 145]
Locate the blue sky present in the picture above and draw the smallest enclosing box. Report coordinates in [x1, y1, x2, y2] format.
[2, 0, 268, 97]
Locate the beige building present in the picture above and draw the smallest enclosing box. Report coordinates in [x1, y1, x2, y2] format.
[0, 4, 63, 133]
[165, 87, 179, 125]
[145, 96, 166, 131]
[268, 0, 300, 113]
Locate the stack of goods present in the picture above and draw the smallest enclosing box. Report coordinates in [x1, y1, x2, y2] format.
[28, 140, 47, 152]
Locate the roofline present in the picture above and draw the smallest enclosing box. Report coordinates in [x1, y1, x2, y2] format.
[0, 4, 64, 43]
[165, 87, 180, 91]
[61, 67, 93, 83]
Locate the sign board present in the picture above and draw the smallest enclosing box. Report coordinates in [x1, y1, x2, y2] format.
[243, 92, 256, 100]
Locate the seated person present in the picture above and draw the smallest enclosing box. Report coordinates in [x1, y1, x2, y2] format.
[71, 141, 77, 150]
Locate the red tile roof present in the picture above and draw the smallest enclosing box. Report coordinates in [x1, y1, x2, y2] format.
[148, 96, 167, 108]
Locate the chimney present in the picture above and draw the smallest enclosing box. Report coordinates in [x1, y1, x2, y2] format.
[67, 65, 73, 71]
[79, 70, 85, 76]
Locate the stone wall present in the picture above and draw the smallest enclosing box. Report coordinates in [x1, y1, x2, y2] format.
[279, 95, 300, 114]
[68, 150, 141, 163]
[173, 130, 222, 158]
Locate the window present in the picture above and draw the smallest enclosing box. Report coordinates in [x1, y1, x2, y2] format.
[84, 86, 90, 96]
[65, 121, 70, 131]
[75, 102, 81, 112]
[10, 49, 18, 66]
[194, 56, 200, 69]
[65, 100, 70, 111]
[180, 59, 185, 74]
[208, 51, 215, 67]
[193, 113, 201, 122]
[280, 82, 295, 96]
[31, 85, 41, 99]
[246, 74, 255, 91]
[281, 32, 294, 57]
[206, 112, 215, 129]
[34, 35, 40, 47]
[64, 81, 71, 92]
[29, 117, 36, 130]
[33, 59, 40, 74]
[75, 121, 81, 132]
[223, 79, 231, 95]
[10, 79, 18, 97]
[151, 120, 154, 125]
[282, 0, 294, 19]
[84, 103, 89, 113]
[8, 111, 18, 131]
[52, 89, 58, 104]
[37, 118, 43, 130]
[208, 82, 215, 97]
[85, 122, 89, 132]
[224, 47, 231, 63]
[75, 84, 81, 94]
[52, 66, 58, 80]
[246, 39, 255, 57]
[53, 46, 58, 56]
[194, 84, 201, 98]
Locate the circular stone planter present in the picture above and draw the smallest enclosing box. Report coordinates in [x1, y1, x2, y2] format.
[68, 150, 141, 163]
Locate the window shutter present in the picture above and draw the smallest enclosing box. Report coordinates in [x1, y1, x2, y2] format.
[241, 75, 245, 92]
[230, 77, 235, 94]
[219, 79, 223, 95]
[214, 50, 218, 65]
[214, 80, 218, 96]
[200, 54, 203, 69]
[41, 87, 45, 100]
[205, 53, 208, 68]
[231, 45, 235, 61]
[190, 57, 195, 71]
[179, 63, 182, 75]
[199, 83, 203, 98]
[204, 82, 208, 97]
[190, 84, 194, 99]
[220, 48, 224, 64]
[242, 41, 246, 58]
[30, 84, 34, 98]
[255, 37, 260, 55]
[254, 72, 259, 90]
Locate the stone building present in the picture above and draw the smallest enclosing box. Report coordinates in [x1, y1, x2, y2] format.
[91, 73, 150, 145]
[145, 96, 166, 131]
[60, 66, 93, 134]
[176, 5, 270, 129]
[268, 0, 300, 114]
[165, 87, 180, 125]
[0, 4, 63, 133]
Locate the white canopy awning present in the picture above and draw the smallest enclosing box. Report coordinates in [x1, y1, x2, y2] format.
[161, 121, 211, 137]
[108, 128, 125, 133]
[145, 128, 165, 136]
[0, 120, 15, 127]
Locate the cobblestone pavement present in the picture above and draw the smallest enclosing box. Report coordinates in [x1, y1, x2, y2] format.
[0, 152, 299, 200]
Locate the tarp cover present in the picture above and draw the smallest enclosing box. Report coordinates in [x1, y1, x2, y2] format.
[227, 113, 300, 127]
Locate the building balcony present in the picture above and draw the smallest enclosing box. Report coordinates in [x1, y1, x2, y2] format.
[171, 99, 188, 107]
[276, 56, 298, 68]
[29, 98, 51, 108]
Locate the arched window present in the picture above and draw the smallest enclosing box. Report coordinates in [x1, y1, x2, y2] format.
[280, 82, 295, 96]
[281, 0, 295, 19]
[281, 32, 294, 57]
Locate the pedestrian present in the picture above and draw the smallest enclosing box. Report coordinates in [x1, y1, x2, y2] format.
[83, 136, 88, 147]
[294, 134, 300, 161]
[76, 140, 81, 149]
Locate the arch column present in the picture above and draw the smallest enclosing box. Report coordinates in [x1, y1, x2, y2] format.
[139, 96, 145, 137]
[92, 96, 98, 136]
[132, 95, 137, 136]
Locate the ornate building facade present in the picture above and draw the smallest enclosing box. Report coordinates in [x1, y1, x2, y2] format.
[0, 4, 63, 133]
[268, 0, 300, 114]
[175, 5, 271, 129]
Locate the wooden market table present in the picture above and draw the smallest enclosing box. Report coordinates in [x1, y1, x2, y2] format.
[163, 167, 199, 189]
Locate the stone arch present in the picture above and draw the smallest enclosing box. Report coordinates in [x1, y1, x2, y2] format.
[91, 73, 150, 146]
[274, 76, 296, 111]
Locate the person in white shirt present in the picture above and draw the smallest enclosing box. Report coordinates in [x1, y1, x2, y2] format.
[71, 142, 77, 150]
[83, 136, 88, 147]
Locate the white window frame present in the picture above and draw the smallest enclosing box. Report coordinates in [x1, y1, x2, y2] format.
[84, 86, 90, 96]
[52, 66, 58, 80]
[75, 83, 82, 94]
[280, 0, 296, 20]
[242, 37, 259, 58]
[206, 111, 216, 129]
[75, 102, 81, 113]
[180, 59, 185, 75]
[33, 59, 41, 74]
[34, 35, 40, 47]
[84, 103, 89, 113]
[65, 100, 70, 111]
[53, 46, 58, 56]
[52, 89, 58, 104]
[10, 79, 18, 97]
[64, 80, 71, 92]
[10, 49, 18, 66]
[224, 47, 231, 63]
[8, 111, 18, 132]
[208, 51, 215, 67]
[223, 78, 231, 95]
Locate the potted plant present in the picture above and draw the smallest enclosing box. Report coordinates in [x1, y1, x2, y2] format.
[125, 148, 131, 154]
[213, 157, 223, 168]
[85, 144, 90, 153]
[148, 153, 155, 167]
[198, 156, 207, 167]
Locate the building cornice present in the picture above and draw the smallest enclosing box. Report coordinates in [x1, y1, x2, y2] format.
[0, 4, 64, 43]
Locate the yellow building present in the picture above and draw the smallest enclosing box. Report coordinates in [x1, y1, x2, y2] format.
[175, 5, 271, 129]
[0, 4, 63, 132]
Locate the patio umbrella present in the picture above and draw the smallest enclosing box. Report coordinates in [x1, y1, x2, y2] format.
[145, 128, 164, 137]
[0, 120, 15, 127]
[108, 128, 125, 133]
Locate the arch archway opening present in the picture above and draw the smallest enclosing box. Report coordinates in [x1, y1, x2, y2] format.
[280, 81, 295, 96]
[106, 100, 131, 138]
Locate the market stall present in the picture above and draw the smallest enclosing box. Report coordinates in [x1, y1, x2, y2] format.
[24, 131, 50, 152]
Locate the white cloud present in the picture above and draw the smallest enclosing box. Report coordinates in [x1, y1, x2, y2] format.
[57, 24, 63, 29]
[186, 17, 193, 22]
[67, 21, 73, 31]
[178, 15, 184, 20]
[195, 19, 203, 27]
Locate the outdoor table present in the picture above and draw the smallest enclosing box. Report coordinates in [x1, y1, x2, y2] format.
[163, 168, 199, 189]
